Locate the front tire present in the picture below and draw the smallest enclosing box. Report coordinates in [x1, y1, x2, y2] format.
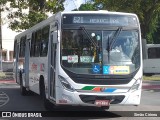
[101, 106, 110, 111]
[40, 80, 54, 111]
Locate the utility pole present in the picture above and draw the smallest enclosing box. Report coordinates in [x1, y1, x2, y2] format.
[0, 8, 2, 71]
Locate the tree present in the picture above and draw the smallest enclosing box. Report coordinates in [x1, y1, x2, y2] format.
[0, 0, 8, 47]
[7, 0, 65, 31]
[78, 2, 95, 11]
[93, 0, 160, 43]
[152, 14, 160, 44]
[0, 0, 8, 70]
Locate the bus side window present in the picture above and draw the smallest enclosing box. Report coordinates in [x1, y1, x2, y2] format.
[19, 36, 26, 57]
[40, 26, 49, 57]
[34, 29, 41, 57]
[13, 39, 17, 58]
[148, 47, 160, 59]
[30, 32, 35, 57]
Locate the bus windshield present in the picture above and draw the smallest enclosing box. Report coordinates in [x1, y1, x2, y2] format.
[61, 28, 140, 75]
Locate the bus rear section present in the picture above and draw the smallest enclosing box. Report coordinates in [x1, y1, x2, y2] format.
[143, 44, 160, 76]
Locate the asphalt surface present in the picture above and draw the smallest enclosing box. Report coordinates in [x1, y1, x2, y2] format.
[0, 79, 160, 120]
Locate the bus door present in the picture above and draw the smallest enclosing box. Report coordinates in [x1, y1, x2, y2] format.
[48, 22, 58, 100]
[24, 34, 31, 88]
[15, 40, 20, 84]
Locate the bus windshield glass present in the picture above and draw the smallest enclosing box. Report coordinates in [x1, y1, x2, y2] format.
[61, 28, 140, 75]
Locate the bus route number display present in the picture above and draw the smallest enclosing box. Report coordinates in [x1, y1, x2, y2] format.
[63, 14, 138, 26]
[73, 16, 119, 24]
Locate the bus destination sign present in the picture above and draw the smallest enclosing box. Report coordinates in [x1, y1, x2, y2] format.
[63, 14, 138, 26]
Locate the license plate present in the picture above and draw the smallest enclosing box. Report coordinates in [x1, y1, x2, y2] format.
[95, 100, 110, 106]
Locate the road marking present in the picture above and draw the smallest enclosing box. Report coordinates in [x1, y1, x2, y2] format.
[0, 92, 9, 107]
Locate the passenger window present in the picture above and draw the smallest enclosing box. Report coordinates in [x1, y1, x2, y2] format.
[34, 29, 41, 57]
[13, 40, 17, 58]
[30, 32, 35, 57]
[40, 26, 49, 57]
[19, 36, 26, 57]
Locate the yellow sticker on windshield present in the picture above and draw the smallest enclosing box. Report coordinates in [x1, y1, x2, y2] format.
[113, 66, 130, 74]
[103, 66, 130, 74]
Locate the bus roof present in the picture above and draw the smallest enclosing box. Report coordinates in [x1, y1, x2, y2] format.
[61, 10, 137, 16]
[14, 11, 138, 40]
[146, 44, 160, 48]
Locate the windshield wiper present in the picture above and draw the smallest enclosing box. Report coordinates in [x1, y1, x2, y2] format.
[105, 27, 122, 64]
[109, 27, 122, 50]
[80, 26, 99, 48]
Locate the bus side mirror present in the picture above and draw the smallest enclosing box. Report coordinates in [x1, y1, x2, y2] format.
[53, 31, 58, 43]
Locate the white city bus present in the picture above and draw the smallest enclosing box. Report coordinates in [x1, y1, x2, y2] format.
[13, 11, 142, 110]
[143, 44, 160, 76]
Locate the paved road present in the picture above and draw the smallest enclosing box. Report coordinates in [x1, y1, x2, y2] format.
[0, 81, 160, 120]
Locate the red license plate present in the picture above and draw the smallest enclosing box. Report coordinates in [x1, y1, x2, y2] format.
[95, 100, 110, 106]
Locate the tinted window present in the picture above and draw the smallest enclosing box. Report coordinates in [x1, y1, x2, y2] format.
[34, 30, 41, 57]
[13, 40, 17, 58]
[30, 33, 35, 57]
[19, 36, 26, 57]
[40, 26, 49, 57]
[148, 47, 160, 59]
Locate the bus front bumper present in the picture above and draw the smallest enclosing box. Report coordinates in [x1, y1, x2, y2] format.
[55, 86, 141, 107]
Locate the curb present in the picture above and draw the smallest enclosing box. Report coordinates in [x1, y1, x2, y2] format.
[0, 80, 16, 83]
[142, 85, 160, 89]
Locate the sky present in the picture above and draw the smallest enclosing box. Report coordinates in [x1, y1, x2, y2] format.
[64, 0, 85, 11]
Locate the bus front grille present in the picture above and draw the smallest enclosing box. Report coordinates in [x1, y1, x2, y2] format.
[79, 95, 125, 104]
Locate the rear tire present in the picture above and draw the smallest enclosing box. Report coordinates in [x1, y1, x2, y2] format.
[20, 73, 28, 96]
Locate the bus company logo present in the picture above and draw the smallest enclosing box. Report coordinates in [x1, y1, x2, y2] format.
[40, 63, 45, 71]
[31, 63, 37, 71]
[100, 87, 106, 92]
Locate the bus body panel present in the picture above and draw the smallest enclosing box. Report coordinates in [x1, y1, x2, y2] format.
[55, 65, 142, 106]
[144, 59, 160, 74]
[29, 57, 48, 94]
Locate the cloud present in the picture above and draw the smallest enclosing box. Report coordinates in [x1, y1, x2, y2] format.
[64, 0, 85, 11]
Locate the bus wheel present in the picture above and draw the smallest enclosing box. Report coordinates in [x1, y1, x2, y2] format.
[145, 73, 153, 76]
[20, 73, 28, 96]
[41, 81, 54, 111]
[101, 106, 110, 111]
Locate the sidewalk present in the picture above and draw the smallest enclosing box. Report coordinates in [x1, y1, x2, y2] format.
[142, 80, 160, 89]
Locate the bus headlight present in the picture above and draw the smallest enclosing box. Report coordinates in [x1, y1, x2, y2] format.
[58, 75, 75, 92]
[129, 78, 142, 92]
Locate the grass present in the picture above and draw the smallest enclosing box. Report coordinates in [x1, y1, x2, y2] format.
[143, 76, 160, 81]
[0, 72, 6, 78]
[0, 72, 13, 80]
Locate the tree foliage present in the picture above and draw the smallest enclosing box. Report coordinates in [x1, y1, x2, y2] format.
[7, 0, 65, 31]
[0, 0, 9, 48]
[78, 0, 160, 43]
[78, 3, 95, 11]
